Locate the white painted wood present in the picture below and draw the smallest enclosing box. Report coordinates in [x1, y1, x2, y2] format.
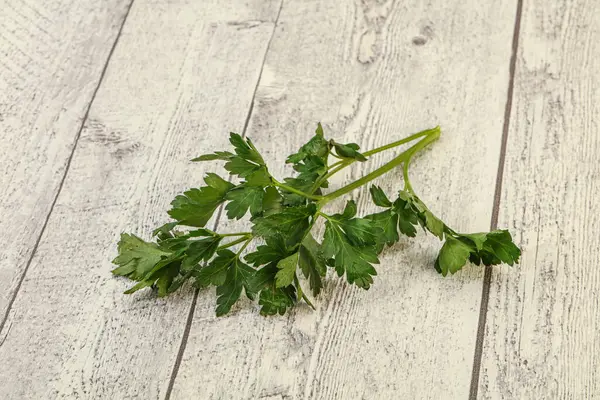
[0, 1, 281, 398]
[479, 1, 600, 398]
[0, 0, 131, 316]
[171, 1, 518, 399]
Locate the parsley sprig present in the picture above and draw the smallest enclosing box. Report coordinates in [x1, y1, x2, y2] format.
[112, 125, 520, 316]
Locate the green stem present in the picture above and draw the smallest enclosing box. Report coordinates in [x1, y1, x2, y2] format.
[402, 128, 441, 193]
[403, 161, 413, 192]
[219, 232, 252, 237]
[236, 237, 252, 256]
[272, 179, 322, 200]
[218, 235, 251, 250]
[327, 160, 344, 169]
[314, 127, 440, 195]
[320, 129, 440, 204]
[309, 161, 351, 193]
[362, 127, 439, 157]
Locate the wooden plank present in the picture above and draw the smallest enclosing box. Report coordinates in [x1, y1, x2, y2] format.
[170, 1, 518, 399]
[0, 1, 281, 399]
[0, 0, 131, 317]
[478, 1, 600, 398]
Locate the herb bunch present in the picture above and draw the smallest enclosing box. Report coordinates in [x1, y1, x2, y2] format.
[112, 125, 520, 316]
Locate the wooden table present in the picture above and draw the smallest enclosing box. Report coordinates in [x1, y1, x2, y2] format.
[1, 0, 598, 398]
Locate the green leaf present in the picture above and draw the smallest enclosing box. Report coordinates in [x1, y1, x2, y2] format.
[247, 262, 278, 294]
[281, 177, 315, 206]
[245, 167, 272, 186]
[191, 151, 234, 162]
[332, 141, 367, 161]
[283, 123, 331, 202]
[215, 257, 255, 316]
[224, 156, 260, 178]
[168, 173, 234, 227]
[167, 270, 195, 294]
[370, 186, 393, 207]
[286, 123, 330, 164]
[322, 221, 379, 289]
[275, 253, 299, 288]
[298, 234, 327, 296]
[245, 235, 288, 267]
[252, 204, 316, 245]
[181, 236, 222, 272]
[258, 286, 296, 316]
[229, 133, 265, 165]
[152, 222, 179, 238]
[482, 230, 521, 266]
[455, 230, 520, 268]
[225, 186, 265, 219]
[123, 279, 155, 294]
[459, 232, 489, 251]
[437, 236, 474, 276]
[326, 201, 381, 246]
[112, 234, 171, 281]
[392, 200, 418, 237]
[262, 186, 283, 216]
[156, 267, 180, 297]
[112, 234, 187, 296]
[423, 210, 445, 239]
[315, 122, 324, 136]
[364, 210, 400, 252]
[194, 249, 236, 288]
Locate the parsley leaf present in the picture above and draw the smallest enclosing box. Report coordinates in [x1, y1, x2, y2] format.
[298, 234, 327, 296]
[322, 203, 381, 289]
[364, 210, 400, 252]
[370, 186, 393, 207]
[245, 234, 289, 267]
[225, 185, 265, 219]
[275, 252, 299, 288]
[193, 249, 255, 316]
[332, 141, 367, 161]
[286, 122, 330, 164]
[193, 133, 266, 181]
[436, 236, 473, 276]
[168, 173, 234, 227]
[326, 200, 381, 246]
[262, 186, 283, 216]
[251, 204, 316, 245]
[181, 236, 221, 272]
[258, 286, 296, 316]
[112, 234, 171, 280]
[215, 256, 255, 316]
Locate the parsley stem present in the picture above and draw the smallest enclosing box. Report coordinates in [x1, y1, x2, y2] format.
[236, 237, 252, 256]
[362, 127, 439, 157]
[218, 235, 251, 250]
[309, 161, 351, 193]
[402, 127, 441, 193]
[320, 129, 440, 204]
[403, 161, 413, 192]
[272, 179, 322, 200]
[317, 127, 440, 194]
[219, 232, 252, 237]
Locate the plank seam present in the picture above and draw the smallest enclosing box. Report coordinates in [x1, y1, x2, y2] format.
[0, 0, 136, 337]
[468, 0, 524, 398]
[163, 1, 286, 398]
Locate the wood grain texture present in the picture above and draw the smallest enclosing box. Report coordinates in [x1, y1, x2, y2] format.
[0, 0, 131, 317]
[479, 1, 600, 398]
[0, 1, 281, 398]
[170, 1, 518, 399]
